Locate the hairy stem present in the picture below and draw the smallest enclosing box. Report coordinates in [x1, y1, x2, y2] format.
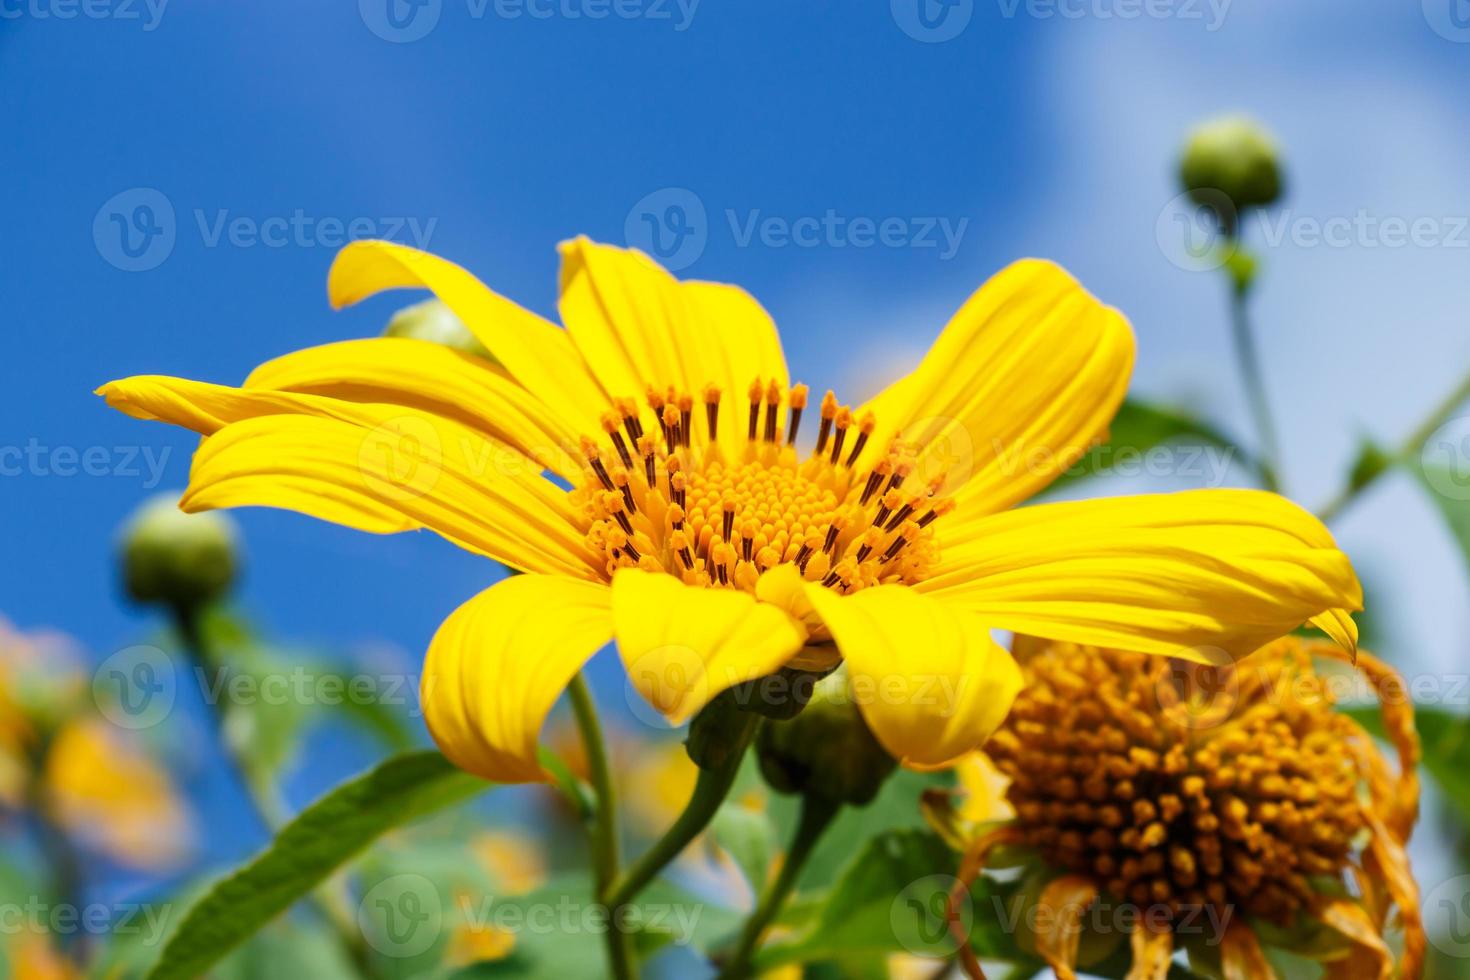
[568, 674, 637, 980]
[1228, 283, 1282, 492]
[604, 711, 760, 910]
[717, 795, 840, 979]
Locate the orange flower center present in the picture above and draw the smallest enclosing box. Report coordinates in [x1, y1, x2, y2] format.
[987, 641, 1366, 925]
[576, 379, 952, 593]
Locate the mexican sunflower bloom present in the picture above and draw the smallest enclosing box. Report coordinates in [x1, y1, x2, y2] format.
[99, 239, 1362, 781]
[938, 637, 1421, 980]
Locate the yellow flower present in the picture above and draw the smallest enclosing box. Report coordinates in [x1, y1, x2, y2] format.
[43, 720, 193, 870]
[0, 619, 191, 871]
[98, 239, 1361, 781]
[3, 928, 80, 980]
[470, 829, 548, 895]
[948, 637, 1420, 980]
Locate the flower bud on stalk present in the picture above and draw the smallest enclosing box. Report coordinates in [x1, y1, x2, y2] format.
[384, 298, 495, 362]
[1179, 114, 1283, 239]
[120, 493, 239, 612]
[756, 666, 896, 807]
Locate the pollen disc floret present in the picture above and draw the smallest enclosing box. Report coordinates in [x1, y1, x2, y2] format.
[575, 380, 952, 594]
[958, 638, 1425, 978]
[987, 641, 1373, 924]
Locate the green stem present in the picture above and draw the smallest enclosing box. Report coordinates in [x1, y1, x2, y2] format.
[28, 744, 86, 961]
[1228, 282, 1282, 492]
[603, 711, 759, 910]
[717, 795, 841, 979]
[1318, 365, 1470, 523]
[567, 674, 636, 980]
[168, 604, 379, 979]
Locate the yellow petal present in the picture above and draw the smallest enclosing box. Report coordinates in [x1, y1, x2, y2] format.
[182, 412, 600, 579]
[559, 238, 789, 450]
[802, 585, 1023, 769]
[328, 240, 610, 435]
[1313, 899, 1392, 980]
[99, 374, 389, 435]
[612, 568, 806, 725]
[243, 337, 584, 479]
[101, 372, 567, 483]
[1125, 922, 1173, 980]
[421, 575, 612, 783]
[1033, 875, 1099, 980]
[954, 750, 1014, 823]
[920, 489, 1361, 661]
[857, 259, 1134, 517]
[45, 720, 191, 870]
[1220, 921, 1277, 980]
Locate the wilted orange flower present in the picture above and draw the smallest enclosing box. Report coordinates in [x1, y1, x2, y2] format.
[938, 637, 1421, 980]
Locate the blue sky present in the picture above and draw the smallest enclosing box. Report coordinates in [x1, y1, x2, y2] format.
[5, 0, 1470, 878]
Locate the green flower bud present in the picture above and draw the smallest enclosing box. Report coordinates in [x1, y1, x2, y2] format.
[756, 667, 896, 806]
[383, 298, 494, 362]
[120, 493, 239, 610]
[1179, 115, 1283, 229]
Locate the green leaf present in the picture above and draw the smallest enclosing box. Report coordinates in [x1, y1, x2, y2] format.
[144, 751, 489, 980]
[754, 828, 1029, 971]
[710, 802, 776, 895]
[445, 875, 739, 978]
[1412, 454, 1470, 578]
[210, 920, 361, 980]
[1346, 437, 1393, 494]
[1045, 398, 1246, 494]
[788, 767, 945, 887]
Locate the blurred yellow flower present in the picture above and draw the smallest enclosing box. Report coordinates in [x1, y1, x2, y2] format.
[101, 239, 1360, 783]
[43, 720, 192, 871]
[623, 738, 700, 836]
[3, 929, 80, 980]
[442, 888, 517, 969]
[470, 829, 548, 896]
[0, 617, 191, 871]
